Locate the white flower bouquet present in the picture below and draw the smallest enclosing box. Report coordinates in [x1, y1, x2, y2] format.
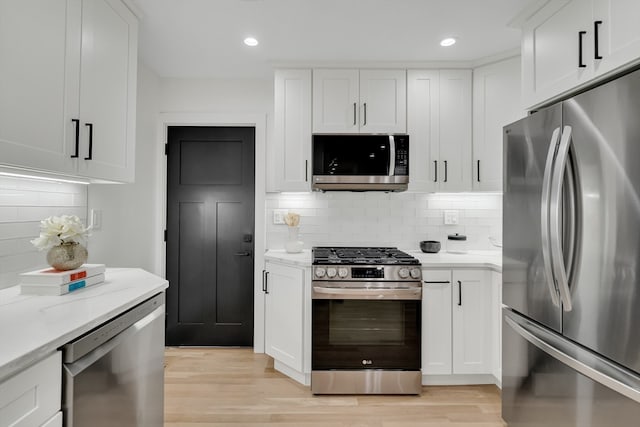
[31, 215, 91, 251]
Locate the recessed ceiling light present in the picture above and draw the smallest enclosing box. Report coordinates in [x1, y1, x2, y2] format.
[440, 37, 457, 47]
[244, 37, 259, 47]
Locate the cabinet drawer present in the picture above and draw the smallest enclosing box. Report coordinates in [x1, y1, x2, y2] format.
[0, 352, 61, 427]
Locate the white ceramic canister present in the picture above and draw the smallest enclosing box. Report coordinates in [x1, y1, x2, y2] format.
[446, 233, 468, 253]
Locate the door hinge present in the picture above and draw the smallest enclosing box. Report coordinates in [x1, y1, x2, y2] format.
[165, 143, 168, 155]
[164, 230, 167, 242]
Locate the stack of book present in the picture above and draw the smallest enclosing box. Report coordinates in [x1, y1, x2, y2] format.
[19, 264, 106, 295]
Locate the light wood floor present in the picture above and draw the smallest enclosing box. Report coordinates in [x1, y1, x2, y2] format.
[164, 348, 506, 427]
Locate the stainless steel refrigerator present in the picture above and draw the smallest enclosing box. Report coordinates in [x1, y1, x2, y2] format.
[502, 68, 640, 426]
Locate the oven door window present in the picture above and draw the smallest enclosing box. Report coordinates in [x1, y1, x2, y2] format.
[312, 299, 421, 370]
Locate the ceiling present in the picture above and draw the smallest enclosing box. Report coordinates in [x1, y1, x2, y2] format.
[132, 0, 536, 80]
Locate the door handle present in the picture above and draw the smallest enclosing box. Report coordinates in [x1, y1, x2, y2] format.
[262, 270, 269, 294]
[550, 126, 573, 311]
[457, 280, 462, 306]
[477, 160, 481, 182]
[594, 21, 603, 60]
[84, 123, 93, 160]
[541, 127, 562, 307]
[353, 102, 357, 126]
[578, 31, 587, 68]
[433, 161, 438, 182]
[234, 251, 252, 257]
[363, 102, 367, 126]
[71, 119, 80, 158]
[444, 160, 448, 182]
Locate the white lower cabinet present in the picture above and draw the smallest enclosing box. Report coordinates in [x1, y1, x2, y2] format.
[263, 261, 310, 382]
[422, 269, 495, 384]
[0, 352, 61, 427]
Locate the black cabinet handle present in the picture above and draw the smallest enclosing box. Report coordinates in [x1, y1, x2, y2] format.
[84, 123, 93, 160]
[434, 160, 438, 182]
[305, 160, 308, 182]
[594, 21, 603, 59]
[71, 119, 80, 158]
[423, 281, 451, 284]
[444, 160, 448, 182]
[363, 103, 367, 126]
[457, 280, 462, 306]
[477, 159, 481, 182]
[262, 270, 269, 294]
[353, 102, 357, 126]
[578, 31, 587, 68]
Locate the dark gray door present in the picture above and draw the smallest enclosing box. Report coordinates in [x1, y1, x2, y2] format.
[166, 126, 255, 346]
[503, 105, 563, 333]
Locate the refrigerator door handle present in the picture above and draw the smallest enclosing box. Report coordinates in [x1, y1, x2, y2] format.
[541, 127, 561, 307]
[505, 311, 640, 405]
[550, 125, 573, 311]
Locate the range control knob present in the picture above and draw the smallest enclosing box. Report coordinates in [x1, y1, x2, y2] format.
[398, 268, 410, 279]
[338, 267, 349, 278]
[327, 267, 337, 278]
[315, 267, 326, 278]
[410, 268, 422, 279]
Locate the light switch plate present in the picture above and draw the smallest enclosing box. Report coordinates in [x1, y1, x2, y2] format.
[90, 209, 102, 230]
[273, 209, 287, 225]
[444, 210, 459, 225]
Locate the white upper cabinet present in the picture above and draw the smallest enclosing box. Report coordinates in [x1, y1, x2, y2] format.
[0, 0, 137, 182]
[407, 69, 472, 192]
[0, 0, 77, 175]
[271, 69, 312, 192]
[472, 57, 524, 192]
[313, 69, 406, 134]
[76, 0, 138, 182]
[521, 0, 640, 109]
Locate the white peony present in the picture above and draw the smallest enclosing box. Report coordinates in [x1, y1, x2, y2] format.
[31, 215, 91, 251]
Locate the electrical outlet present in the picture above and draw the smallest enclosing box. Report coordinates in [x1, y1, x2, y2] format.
[273, 209, 287, 225]
[444, 210, 459, 225]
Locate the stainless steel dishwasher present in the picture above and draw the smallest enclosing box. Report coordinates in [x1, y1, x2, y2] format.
[62, 293, 165, 427]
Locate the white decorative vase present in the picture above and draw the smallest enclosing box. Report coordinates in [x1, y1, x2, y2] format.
[46, 242, 88, 270]
[284, 226, 303, 253]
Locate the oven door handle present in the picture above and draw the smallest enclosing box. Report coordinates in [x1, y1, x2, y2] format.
[312, 286, 422, 300]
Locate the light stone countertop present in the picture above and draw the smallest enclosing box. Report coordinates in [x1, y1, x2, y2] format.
[0, 268, 168, 382]
[265, 249, 502, 272]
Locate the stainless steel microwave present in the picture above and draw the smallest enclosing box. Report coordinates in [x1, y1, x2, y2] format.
[312, 134, 409, 191]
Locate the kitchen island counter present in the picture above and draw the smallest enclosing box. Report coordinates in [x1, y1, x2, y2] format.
[0, 268, 168, 381]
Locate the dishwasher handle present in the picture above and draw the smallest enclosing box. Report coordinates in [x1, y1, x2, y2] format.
[63, 304, 164, 377]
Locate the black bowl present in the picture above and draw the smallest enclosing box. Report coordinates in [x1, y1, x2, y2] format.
[420, 240, 441, 253]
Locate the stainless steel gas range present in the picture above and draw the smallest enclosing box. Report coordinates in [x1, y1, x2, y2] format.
[311, 247, 422, 395]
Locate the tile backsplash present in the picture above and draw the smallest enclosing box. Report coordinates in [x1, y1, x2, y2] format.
[266, 192, 502, 251]
[0, 176, 87, 289]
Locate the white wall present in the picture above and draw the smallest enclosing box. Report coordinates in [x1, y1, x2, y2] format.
[87, 62, 162, 274]
[0, 177, 87, 289]
[266, 192, 502, 251]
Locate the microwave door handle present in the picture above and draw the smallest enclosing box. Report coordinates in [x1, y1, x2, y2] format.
[388, 136, 396, 176]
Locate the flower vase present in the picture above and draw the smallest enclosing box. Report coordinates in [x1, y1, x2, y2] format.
[284, 226, 303, 253]
[46, 242, 88, 270]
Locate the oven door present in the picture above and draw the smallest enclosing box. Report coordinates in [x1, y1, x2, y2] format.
[312, 284, 421, 371]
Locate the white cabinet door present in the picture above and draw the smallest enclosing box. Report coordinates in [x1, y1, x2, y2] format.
[407, 70, 439, 192]
[491, 271, 502, 383]
[438, 70, 472, 192]
[0, 352, 61, 427]
[312, 69, 359, 134]
[452, 269, 492, 375]
[521, 0, 591, 108]
[359, 69, 407, 134]
[472, 57, 524, 192]
[593, 0, 640, 76]
[312, 69, 406, 134]
[421, 269, 452, 375]
[273, 69, 312, 192]
[0, 0, 77, 175]
[77, 0, 137, 182]
[264, 262, 304, 372]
